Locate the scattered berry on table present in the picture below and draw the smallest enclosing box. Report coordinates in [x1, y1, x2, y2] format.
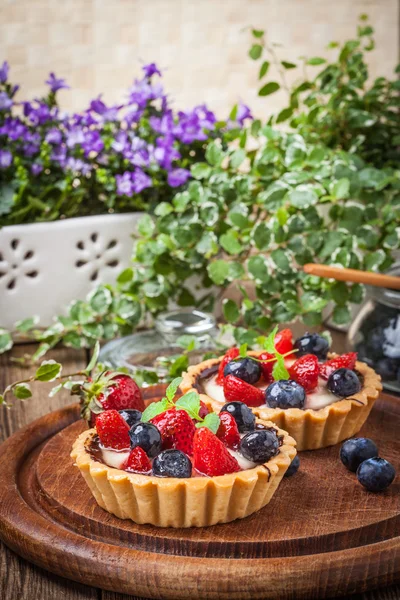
[96, 409, 131, 450]
[123, 446, 152, 474]
[265, 380, 306, 409]
[217, 411, 241, 449]
[119, 408, 142, 428]
[327, 368, 361, 397]
[356, 457, 396, 492]
[152, 449, 192, 478]
[220, 401, 256, 433]
[216, 347, 240, 384]
[193, 427, 241, 476]
[288, 354, 319, 392]
[223, 374, 265, 407]
[340, 438, 379, 472]
[284, 455, 300, 477]
[150, 408, 196, 455]
[294, 333, 330, 359]
[319, 353, 357, 380]
[223, 357, 262, 384]
[240, 429, 279, 463]
[129, 422, 162, 458]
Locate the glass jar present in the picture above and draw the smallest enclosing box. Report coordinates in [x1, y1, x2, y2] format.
[348, 265, 400, 393]
[99, 309, 218, 382]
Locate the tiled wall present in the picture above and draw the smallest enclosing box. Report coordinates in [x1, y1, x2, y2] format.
[0, 0, 398, 119]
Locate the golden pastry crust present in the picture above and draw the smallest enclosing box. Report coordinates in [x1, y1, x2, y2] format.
[180, 352, 382, 451]
[71, 419, 296, 528]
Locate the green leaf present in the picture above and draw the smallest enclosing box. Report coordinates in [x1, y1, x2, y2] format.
[287, 189, 318, 209]
[272, 355, 290, 380]
[85, 341, 100, 373]
[252, 29, 264, 38]
[223, 299, 240, 323]
[166, 377, 183, 402]
[332, 178, 350, 200]
[35, 360, 62, 382]
[307, 57, 326, 65]
[207, 260, 230, 285]
[249, 44, 263, 60]
[169, 354, 189, 378]
[0, 184, 15, 216]
[259, 82, 280, 96]
[206, 142, 223, 167]
[248, 255, 269, 283]
[276, 206, 289, 226]
[0, 329, 13, 354]
[281, 61, 296, 69]
[191, 163, 211, 179]
[198, 412, 220, 434]
[276, 107, 293, 124]
[220, 231, 243, 255]
[230, 149, 246, 169]
[271, 249, 291, 273]
[13, 383, 32, 400]
[239, 343, 248, 357]
[141, 398, 169, 422]
[138, 214, 155, 238]
[175, 391, 201, 420]
[154, 202, 173, 217]
[263, 326, 278, 353]
[349, 284, 365, 304]
[259, 61, 270, 79]
[14, 316, 39, 333]
[332, 304, 351, 325]
[88, 287, 113, 315]
[301, 291, 328, 312]
[364, 250, 386, 271]
[117, 268, 134, 285]
[252, 223, 271, 252]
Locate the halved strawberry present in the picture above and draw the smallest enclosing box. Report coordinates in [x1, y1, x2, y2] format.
[319, 352, 358, 380]
[275, 328, 294, 356]
[123, 446, 152, 474]
[150, 408, 196, 455]
[223, 375, 265, 407]
[216, 347, 240, 384]
[96, 409, 131, 450]
[258, 351, 275, 383]
[217, 411, 240, 449]
[193, 427, 241, 476]
[199, 401, 210, 419]
[288, 354, 319, 392]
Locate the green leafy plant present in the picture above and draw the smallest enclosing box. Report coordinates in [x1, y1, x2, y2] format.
[248, 15, 400, 168]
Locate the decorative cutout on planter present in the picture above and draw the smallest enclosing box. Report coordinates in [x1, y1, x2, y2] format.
[75, 232, 120, 283]
[0, 239, 37, 292]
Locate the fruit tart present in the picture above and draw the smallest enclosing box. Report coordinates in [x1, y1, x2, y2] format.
[71, 379, 296, 528]
[180, 328, 382, 451]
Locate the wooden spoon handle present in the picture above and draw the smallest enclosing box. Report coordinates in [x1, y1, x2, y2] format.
[303, 263, 400, 290]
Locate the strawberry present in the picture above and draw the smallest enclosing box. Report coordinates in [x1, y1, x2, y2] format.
[288, 354, 319, 392]
[216, 347, 240, 384]
[123, 446, 152, 474]
[223, 375, 265, 407]
[217, 411, 240, 449]
[150, 408, 196, 455]
[274, 328, 294, 356]
[96, 409, 131, 450]
[193, 427, 241, 476]
[319, 352, 358, 380]
[199, 401, 210, 419]
[258, 351, 275, 383]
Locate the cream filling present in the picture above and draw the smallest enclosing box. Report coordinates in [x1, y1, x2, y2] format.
[202, 373, 338, 411]
[100, 446, 131, 469]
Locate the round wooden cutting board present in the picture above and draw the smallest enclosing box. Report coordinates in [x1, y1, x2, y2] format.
[0, 388, 399, 600]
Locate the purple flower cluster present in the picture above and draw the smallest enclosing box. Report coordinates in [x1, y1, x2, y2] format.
[0, 60, 253, 213]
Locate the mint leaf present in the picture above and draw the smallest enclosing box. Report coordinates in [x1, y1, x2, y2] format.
[196, 413, 220, 434]
[15, 316, 39, 333]
[35, 360, 62, 382]
[272, 355, 290, 380]
[263, 326, 278, 353]
[141, 398, 169, 422]
[166, 377, 183, 402]
[85, 340, 100, 373]
[239, 343, 248, 358]
[175, 391, 201, 420]
[13, 383, 32, 400]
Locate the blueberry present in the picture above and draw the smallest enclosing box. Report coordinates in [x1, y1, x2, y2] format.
[340, 438, 379, 472]
[356, 457, 396, 492]
[152, 449, 192, 478]
[223, 357, 261, 384]
[294, 332, 330, 359]
[220, 401, 256, 433]
[265, 380, 306, 409]
[284, 455, 300, 478]
[240, 429, 279, 463]
[327, 368, 361, 397]
[375, 357, 399, 380]
[129, 422, 162, 458]
[119, 409, 142, 428]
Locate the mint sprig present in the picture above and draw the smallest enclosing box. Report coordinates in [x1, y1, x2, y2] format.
[260, 326, 292, 381]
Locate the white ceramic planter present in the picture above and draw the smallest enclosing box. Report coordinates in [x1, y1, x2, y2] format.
[0, 213, 144, 329]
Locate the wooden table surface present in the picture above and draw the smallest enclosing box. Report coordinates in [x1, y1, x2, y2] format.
[0, 337, 399, 600]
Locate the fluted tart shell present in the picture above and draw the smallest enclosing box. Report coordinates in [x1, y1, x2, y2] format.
[71, 418, 296, 528]
[180, 352, 382, 452]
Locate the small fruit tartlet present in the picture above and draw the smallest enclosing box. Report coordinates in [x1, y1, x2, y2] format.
[71, 379, 296, 528]
[180, 328, 382, 451]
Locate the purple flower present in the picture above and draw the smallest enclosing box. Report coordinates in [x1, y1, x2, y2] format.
[0, 61, 9, 84]
[82, 130, 104, 156]
[116, 171, 135, 197]
[89, 96, 119, 121]
[193, 104, 216, 130]
[0, 149, 12, 168]
[124, 106, 144, 125]
[142, 63, 161, 78]
[45, 127, 63, 145]
[149, 111, 175, 135]
[0, 91, 12, 111]
[66, 126, 85, 148]
[132, 169, 152, 193]
[66, 157, 91, 175]
[23, 101, 53, 125]
[111, 131, 129, 153]
[128, 78, 164, 108]
[154, 136, 180, 169]
[46, 72, 69, 93]
[167, 168, 191, 188]
[174, 111, 207, 144]
[236, 102, 253, 125]
[0, 117, 27, 141]
[31, 162, 43, 176]
[50, 144, 67, 165]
